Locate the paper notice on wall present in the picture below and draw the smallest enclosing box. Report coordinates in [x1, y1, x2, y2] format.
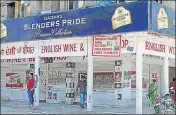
[46, 85, 59, 103]
[121, 71, 131, 106]
[92, 35, 121, 57]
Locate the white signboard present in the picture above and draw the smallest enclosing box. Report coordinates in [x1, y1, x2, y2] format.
[1, 38, 87, 59]
[1, 41, 37, 59]
[144, 41, 175, 58]
[39, 38, 87, 57]
[92, 35, 121, 57]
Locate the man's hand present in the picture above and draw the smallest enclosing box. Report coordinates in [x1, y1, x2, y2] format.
[75, 89, 78, 93]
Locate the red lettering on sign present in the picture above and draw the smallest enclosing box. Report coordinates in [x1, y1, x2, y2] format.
[41, 43, 81, 53]
[63, 44, 77, 52]
[1, 57, 69, 63]
[54, 45, 62, 52]
[121, 39, 128, 48]
[168, 46, 175, 55]
[5, 47, 16, 55]
[41, 45, 53, 53]
[145, 41, 165, 53]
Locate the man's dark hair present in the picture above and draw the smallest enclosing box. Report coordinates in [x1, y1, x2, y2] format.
[30, 73, 33, 76]
[153, 79, 156, 82]
[173, 78, 176, 82]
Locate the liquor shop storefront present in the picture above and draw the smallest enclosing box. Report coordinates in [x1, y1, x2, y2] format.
[1, 1, 175, 108]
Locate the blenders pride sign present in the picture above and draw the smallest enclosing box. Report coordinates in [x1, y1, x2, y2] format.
[1, 1, 149, 43]
[24, 15, 86, 37]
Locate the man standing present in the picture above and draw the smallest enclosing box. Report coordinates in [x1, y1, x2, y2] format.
[27, 73, 35, 107]
[76, 75, 87, 108]
[148, 79, 158, 106]
[170, 78, 176, 101]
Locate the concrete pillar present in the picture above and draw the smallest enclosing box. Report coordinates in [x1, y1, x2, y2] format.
[33, 41, 40, 108]
[34, 55, 40, 108]
[87, 37, 93, 111]
[136, 42, 143, 114]
[163, 55, 169, 95]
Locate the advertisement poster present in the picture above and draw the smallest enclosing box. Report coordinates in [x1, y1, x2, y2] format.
[6, 73, 23, 88]
[92, 35, 121, 57]
[47, 85, 59, 103]
[114, 72, 122, 82]
[46, 69, 62, 103]
[131, 71, 147, 89]
[157, 8, 168, 30]
[78, 72, 114, 90]
[112, 6, 132, 30]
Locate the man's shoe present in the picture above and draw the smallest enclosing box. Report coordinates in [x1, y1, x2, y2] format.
[81, 105, 84, 108]
[30, 104, 32, 108]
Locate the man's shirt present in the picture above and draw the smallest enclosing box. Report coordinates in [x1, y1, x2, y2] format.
[77, 80, 87, 93]
[27, 78, 34, 90]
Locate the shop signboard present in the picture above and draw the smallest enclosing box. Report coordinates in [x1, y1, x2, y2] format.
[39, 38, 87, 57]
[143, 40, 175, 58]
[1, 41, 37, 59]
[1, 1, 148, 43]
[1, 38, 87, 59]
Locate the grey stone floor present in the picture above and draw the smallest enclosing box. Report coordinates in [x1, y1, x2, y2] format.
[1, 101, 155, 114]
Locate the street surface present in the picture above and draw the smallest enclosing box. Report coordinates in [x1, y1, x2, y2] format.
[1, 100, 155, 114]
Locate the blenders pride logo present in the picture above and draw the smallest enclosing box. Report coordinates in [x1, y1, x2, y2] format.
[1, 23, 7, 38]
[157, 8, 168, 30]
[111, 6, 132, 30]
[23, 14, 87, 37]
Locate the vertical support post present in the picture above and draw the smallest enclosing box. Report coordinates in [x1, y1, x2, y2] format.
[34, 55, 40, 107]
[87, 37, 93, 111]
[163, 55, 169, 95]
[34, 41, 40, 108]
[136, 42, 143, 114]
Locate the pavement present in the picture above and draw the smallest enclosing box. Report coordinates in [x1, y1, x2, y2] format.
[1, 100, 155, 114]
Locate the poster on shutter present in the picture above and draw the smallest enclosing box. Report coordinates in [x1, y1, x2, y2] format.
[6, 73, 23, 88]
[92, 35, 121, 57]
[122, 73, 131, 106]
[123, 71, 131, 81]
[78, 72, 114, 90]
[114, 72, 122, 82]
[46, 85, 59, 103]
[150, 65, 161, 82]
[131, 71, 147, 88]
